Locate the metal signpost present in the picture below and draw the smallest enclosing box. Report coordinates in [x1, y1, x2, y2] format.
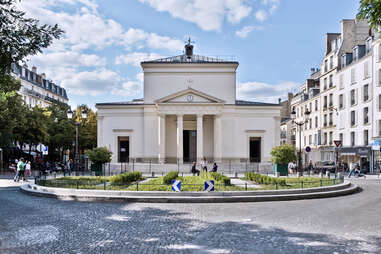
[334, 140, 342, 173]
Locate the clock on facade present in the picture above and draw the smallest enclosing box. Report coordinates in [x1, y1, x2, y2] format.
[187, 94, 193, 102]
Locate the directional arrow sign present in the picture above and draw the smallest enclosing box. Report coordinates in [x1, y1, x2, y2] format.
[204, 180, 215, 192]
[171, 179, 181, 192]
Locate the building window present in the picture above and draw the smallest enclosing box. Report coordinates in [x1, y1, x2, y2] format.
[351, 132, 355, 146]
[309, 102, 312, 112]
[324, 59, 328, 72]
[324, 133, 327, 145]
[379, 95, 381, 112]
[379, 69, 381, 85]
[309, 118, 312, 129]
[329, 75, 333, 88]
[329, 132, 333, 145]
[309, 135, 312, 145]
[324, 114, 327, 127]
[351, 68, 356, 84]
[363, 84, 369, 101]
[324, 78, 327, 90]
[379, 120, 381, 136]
[329, 113, 333, 126]
[339, 94, 344, 109]
[364, 107, 369, 124]
[366, 39, 372, 54]
[341, 55, 346, 68]
[324, 96, 328, 109]
[364, 130, 369, 146]
[304, 136, 306, 147]
[315, 100, 318, 111]
[339, 133, 343, 143]
[350, 89, 356, 106]
[329, 93, 333, 107]
[314, 134, 317, 146]
[339, 74, 344, 89]
[353, 47, 359, 61]
[351, 110, 356, 126]
[315, 116, 318, 128]
[364, 61, 369, 78]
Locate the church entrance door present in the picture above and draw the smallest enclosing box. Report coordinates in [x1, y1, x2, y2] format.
[183, 130, 197, 162]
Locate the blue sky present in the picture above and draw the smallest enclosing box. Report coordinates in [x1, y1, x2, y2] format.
[19, 0, 359, 108]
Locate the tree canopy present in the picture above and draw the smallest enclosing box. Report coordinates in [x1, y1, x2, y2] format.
[358, 0, 381, 32]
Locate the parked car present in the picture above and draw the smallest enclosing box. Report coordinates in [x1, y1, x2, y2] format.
[314, 161, 336, 173]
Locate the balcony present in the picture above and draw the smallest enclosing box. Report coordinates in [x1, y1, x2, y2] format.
[280, 131, 287, 139]
[351, 121, 356, 127]
[364, 95, 369, 101]
[351, 100, 356, 106]
[24, 88, 44, 99]
[329, 121, 333, 126]
[291, 135, 296, 141]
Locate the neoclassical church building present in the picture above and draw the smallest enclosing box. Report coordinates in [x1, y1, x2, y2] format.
[96, 42, 281, 165]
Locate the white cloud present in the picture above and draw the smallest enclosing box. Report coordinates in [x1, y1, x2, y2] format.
[60, 69, 121, 96]
[237, 81, 299, 103]
[235, 25, 263, 38]
[115, 52, 164, 66]
[255, 10, 267, 22]
[138, 0, 252, 31]
[111, 80, 143, 98]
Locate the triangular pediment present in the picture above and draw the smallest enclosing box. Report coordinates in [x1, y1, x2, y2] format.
[155, 87, 225, 104]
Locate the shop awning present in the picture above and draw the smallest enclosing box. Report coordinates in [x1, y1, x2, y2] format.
[339, 147, 371, 156]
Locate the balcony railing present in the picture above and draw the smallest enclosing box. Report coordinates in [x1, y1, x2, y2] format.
[329, 121, 333, 126]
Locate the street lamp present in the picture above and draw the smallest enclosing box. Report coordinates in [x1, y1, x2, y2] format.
[291, 109, 310, 173]
[67, 108, 87, 170]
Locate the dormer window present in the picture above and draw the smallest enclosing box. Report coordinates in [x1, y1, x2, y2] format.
[353, 47, 359, 61]
[366, 38, 372, 54]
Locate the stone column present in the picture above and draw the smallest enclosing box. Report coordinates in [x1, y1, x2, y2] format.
[158, 114, 166, 163]
[177, 114, 183, 164]
[214, 114, 222, 161]
[197, 114, 203, 162]
[97, 116, 103, 147]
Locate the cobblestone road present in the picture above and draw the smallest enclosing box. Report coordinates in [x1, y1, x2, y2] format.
[1, 178, 381, 253]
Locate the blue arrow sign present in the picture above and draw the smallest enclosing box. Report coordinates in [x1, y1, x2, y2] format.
[171, 179, 181, 192]
[204, 180, 215, 192]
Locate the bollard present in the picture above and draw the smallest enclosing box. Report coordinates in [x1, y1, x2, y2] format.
[319, 172, 323, 178]
[104, 181, 106, 190]
[326, 171, 330, 179]
[234, 172, 238, 178]
[152, 172, 155, 178]
[245, 182, 247, 191]
[320, 179, 322, 187]
[276, 172, 280, 178]
[301, 181, 303, 189]
[275, 182, 278, 190]
[136, 182, 139, 191]
[77, 180, 79, 189]
[296, 172, 301, 178]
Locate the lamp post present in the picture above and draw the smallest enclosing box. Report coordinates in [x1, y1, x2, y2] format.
[67, 108, 87, 171]
[291, 109, 310, 173]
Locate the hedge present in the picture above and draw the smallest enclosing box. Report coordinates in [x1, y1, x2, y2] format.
[210, 172, 231, 185]
[163, 171, 179, 185]
[110, 171, 143, 185]
[245, 172, 286, 186]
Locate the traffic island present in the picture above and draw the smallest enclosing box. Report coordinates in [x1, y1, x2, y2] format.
[20, 181, 360, 203]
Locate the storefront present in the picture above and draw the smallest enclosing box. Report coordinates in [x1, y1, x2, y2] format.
[320, 147, 335, 162]
[338, 147, 371, 173]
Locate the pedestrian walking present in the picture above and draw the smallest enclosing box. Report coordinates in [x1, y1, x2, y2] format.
[348, 162, 356, 178]
[66, 159, 73, 176]
[25, 161, 31, 181]
[201, 157, 207, 172]
[14, 158, 25, 182]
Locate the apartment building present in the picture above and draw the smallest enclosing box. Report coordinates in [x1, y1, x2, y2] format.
[10, 63, 69, 107]
[289, 19, 380, 171]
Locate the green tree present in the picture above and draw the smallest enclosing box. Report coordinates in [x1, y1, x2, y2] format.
[270, 144, 297, 165]
[76, 105, 97, 153]
[357, 0, 381, 32]
[0, 0, 63, 147]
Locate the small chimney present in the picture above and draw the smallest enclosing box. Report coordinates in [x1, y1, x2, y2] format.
[310, 68, 315, 74]
[278, 98, 281, 104]
[23, 63, 28, 69]
[41, 73, 46, 79]
[32, 66, 37, 73]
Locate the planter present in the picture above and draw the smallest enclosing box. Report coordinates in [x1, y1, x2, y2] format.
[91, 163, 103, 176]
[274, 163, 288, 176]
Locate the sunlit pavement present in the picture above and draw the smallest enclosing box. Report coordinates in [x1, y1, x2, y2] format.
[1, 176, 381, 253]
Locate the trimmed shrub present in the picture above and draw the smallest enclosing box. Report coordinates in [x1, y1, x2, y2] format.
[163, 171, 179, 185]
[210, 172, 231, 185]
[110, 171, 143, 185]
[244, 172, 286, 186]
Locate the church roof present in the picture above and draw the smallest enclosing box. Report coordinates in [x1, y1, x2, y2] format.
[235, 100, 280, 106]
[141, 54, 238, 64]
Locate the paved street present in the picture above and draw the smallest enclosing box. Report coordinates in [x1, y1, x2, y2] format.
[0, 178, 381, 254]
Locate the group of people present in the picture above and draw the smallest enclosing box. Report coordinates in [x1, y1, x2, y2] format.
[191, 157, 218, 176]
[347, 162, 362, 178]
[12, 158, 32, 182]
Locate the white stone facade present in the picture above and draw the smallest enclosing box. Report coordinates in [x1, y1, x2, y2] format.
[96, 46, 281, 165]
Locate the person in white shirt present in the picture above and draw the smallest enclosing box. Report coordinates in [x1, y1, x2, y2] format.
[25, 161, 31, 181]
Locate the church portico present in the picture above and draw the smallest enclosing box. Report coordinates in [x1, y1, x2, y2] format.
[96, 41, 281, 167]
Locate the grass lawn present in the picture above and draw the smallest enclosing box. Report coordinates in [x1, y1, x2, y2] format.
[127, 172, 246, 191]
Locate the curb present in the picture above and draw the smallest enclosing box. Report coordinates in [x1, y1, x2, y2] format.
[20, 181, 360, 203]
